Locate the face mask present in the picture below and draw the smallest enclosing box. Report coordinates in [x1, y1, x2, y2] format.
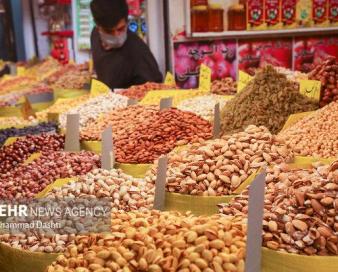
[99, 29, 127, 50]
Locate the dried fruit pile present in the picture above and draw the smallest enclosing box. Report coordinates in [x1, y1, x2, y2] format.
[279, 101, 338, 158]
[46, 210, 246, 272]
[81, 105, 212, 163]
[117, 82, 177, 100]
[308, 57, 338, 107]
[221, 66, 318, 134]
[219, 161, 338, 256]
[211, 77, 237, 95]
[146, 125, 293, 196]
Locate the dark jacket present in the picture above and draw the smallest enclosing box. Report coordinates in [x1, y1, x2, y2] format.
[91, 28, 163, 89]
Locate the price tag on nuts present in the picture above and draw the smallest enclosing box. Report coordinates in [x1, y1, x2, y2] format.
[164, 72, 175, 85]
[90, 79, 110, 97]
[198, 64, 211, 93]
[299, 80, 321, 102]
[238, 71, 253, 92]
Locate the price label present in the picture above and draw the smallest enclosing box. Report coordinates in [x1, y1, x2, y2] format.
[164, 72, 175, 85]
[16, 66, 26, 76]
[90, 79, 110, 97]
[21, 96, 35, 120]
[89, 58, 94, 73]
[199, 64, 211, 92]
[238, 71, 253, 92]
[299, 80, 321, 102]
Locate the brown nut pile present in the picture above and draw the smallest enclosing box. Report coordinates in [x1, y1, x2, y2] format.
[219, 161, 338, 256]
[117, 82, 177, 100]
[211, 77, 237, 95]
[221, 66, 318, 135]
[81, 105, 212, 163]
[308, 57, 338, 107]
[279, 101, 338, 158]
[0, 151, 100, 199]
[146, 125, 293, 196]
[48, 168, 155, 212]
[0, 133, 65, 174]
[46, 210, 246, 272]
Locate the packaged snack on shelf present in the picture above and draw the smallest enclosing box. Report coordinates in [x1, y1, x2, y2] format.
[313, 0, 329, 26]
[265, 0, 282, 29]
[329, 0, 338, 26]
[281, 0, 298, 28]
[296, 0, 313, 27]
[247, 0, 266, 30]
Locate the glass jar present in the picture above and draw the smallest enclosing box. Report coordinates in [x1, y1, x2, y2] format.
[208, 4, 224, 32]
[191, 0, 208, 7]
[228, 4, 246, 30]
[191, 5, 209, 32]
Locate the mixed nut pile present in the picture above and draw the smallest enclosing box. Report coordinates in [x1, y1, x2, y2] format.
[219, 161, 338, 256]
[308, 57, 338, 107]
[279, 101, 338, 158]
[81, 105, 212, 163]
[146, 125, 293, 196]
[0, 116, 38, 128]
[46, 210, 247, 272]
[221, 66, 318, 134]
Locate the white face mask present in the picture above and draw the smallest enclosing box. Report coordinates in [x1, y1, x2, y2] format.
[99, 29, 127, 50]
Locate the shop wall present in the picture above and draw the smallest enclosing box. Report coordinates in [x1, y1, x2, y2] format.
[168, 0, 338, 89]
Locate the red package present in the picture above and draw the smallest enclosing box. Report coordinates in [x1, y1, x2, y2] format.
[265, 0, 281, 27]
[329, 0, 338, 24]
[281, 0, 297, 27]
[247, 0, 265, 29]
[313, 0, 329, 24]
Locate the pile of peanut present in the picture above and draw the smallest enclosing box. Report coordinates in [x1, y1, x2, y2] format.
[46, 210, 246, 272]
[48, 168, 155, 212]
[59, 93, 128, 130]
[81, 105, 212, 163]
[0, 116, 38, 128]
[146, 125, 293, 196]
[308, 57, 338, 107]
[279, 101, 338, 158]
[178, 95, 229, 121]
[219, 161, 338, 256]
[211, 78, 237, 95]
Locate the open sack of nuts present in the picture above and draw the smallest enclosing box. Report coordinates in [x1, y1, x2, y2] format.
[46, 210, 247, 272]
[219, 160, 338, 256]
[145, 125, 294, 197]
[81, 105, 212, 164]
[221, 66, 318, 135]
[279, 101, 338, 159]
